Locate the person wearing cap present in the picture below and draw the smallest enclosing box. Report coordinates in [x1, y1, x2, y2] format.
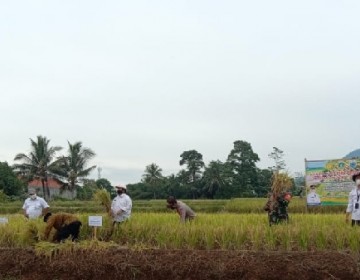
[107, 184, 132, 238]
[166, 196, 196, 223]
[22, 189, 50, 219]
[306, 185, 321, 206]
[110, 184, 132, 222]
[346, 171, 360, 226]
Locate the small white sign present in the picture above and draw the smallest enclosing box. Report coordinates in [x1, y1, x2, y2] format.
[0, 217, 8, 224]
[88, 216, 102, 227]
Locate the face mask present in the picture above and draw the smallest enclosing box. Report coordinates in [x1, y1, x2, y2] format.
[30, 194, 37, 200]
[356, 179, 360, 186]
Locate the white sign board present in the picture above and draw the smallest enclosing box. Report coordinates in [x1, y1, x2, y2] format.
[0, 217, 8, 224]
[88, 216, 102, 227]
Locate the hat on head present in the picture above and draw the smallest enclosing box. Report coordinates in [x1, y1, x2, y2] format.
[352, 171, 360, 182]
[114, 184, 127, 190]
[28, 189, 36, 195]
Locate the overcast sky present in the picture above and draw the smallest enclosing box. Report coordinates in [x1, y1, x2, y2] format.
[1, 1, 359, 185]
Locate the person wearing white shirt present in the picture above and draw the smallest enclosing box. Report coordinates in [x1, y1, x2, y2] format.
[22, 189, 50, 219]
[106, 184, 132, 239]
[306, 185, 321, 206]
[346, 172, 360, 226]
[110, 184, 132, 223]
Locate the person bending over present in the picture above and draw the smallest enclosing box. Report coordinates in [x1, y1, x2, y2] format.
[43, 212, 82, 242]
[166, 196, 196, 223]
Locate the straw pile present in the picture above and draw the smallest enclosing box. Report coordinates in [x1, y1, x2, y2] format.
[93, 189, 112, 214]
[271, 171, 293, 196]
[25, 220, 42, 244]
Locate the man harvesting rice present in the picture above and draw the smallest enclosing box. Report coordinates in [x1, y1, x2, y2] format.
[43, 212, 82, 242]
[264, 172, 292, 226]
[166, 196, 196, 223]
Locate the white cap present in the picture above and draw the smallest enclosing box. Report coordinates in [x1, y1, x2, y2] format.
[114, 184, 127, 190]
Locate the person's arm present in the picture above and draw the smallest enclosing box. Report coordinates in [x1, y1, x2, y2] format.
[40, 198, 50, 216]
[44, 217, 55, 240]
[110, 199, 116, 217]
[178, 206, 186, 223]
[117, 197, 132, 214]
[42, 207, 50, 216]
[22, 201, 29, 218]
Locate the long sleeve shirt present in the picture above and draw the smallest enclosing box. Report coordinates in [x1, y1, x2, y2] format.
[44, 213, 79, 240]
[111, 194, 132, 222]
[346, 188, 360, 221]
[175, 201, 196, 223]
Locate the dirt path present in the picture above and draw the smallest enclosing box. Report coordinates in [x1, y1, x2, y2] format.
[0, 248, 359, 280]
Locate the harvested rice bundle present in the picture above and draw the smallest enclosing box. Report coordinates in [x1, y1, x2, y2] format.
[24, 220, 42, 244]
[93, 189, 111, 214]
[271, 171, 293, 196]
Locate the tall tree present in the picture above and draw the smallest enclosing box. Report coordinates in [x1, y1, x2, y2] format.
[0, 161, 25, 196]
[179, 150, 205, 183]
[227, 140, 260, 197]
[268, 147, 286, 172]
[96, 178, 113, 193]
[142, 163, 163, 185]
[57, 141, 96, 197]
[202, 160, 227, 199]
[142, 163, 163, 199]
[13, 135, 62, 200]
[256, 168, 273, 197]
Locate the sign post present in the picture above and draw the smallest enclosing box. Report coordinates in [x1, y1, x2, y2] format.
[305, 158, 360, 206]
[88, 216, 103, 240]
[0, 217, 8, 225]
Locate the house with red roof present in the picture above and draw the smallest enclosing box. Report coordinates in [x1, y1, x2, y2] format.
[28, 177, 75, 199]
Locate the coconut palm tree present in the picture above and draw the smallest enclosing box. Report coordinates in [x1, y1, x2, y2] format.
[142, 163, 163, 185]
[57, 141, 96, 198]
[142, 163, 163, 199]
[202, 161, 226, 199]
[13, 135, 62, 200]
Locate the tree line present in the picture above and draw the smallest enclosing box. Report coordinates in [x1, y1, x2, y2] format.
[128, 141, 296, 199]
[0, 136, 298, 201]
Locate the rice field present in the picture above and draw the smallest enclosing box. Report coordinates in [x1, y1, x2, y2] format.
[0, 197, 347, 214]
[0, 212, 358, 252]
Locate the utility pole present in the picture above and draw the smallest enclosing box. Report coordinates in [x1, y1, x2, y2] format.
[97, 167, 102, 180]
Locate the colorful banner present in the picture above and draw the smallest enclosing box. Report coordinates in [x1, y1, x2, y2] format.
[305, 158, 360, 205]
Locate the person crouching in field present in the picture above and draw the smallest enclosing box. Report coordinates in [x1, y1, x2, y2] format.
[43, 213, 82, 242]
[166, 196, 196, 223]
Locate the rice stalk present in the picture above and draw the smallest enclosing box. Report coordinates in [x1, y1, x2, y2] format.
[93, 189, 111, 214]
[271, 171, 293, 196]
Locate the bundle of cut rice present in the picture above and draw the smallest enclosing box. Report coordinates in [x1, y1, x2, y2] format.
[271, 171, 293, 196]
[93, 189, 111, 214]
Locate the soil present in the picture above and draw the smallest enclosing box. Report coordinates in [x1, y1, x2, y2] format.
[0, 248, 359, 280]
